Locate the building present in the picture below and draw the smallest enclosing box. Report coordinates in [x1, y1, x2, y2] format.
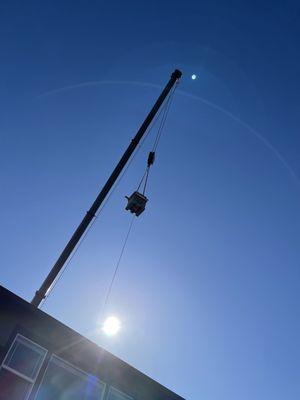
[0, 286, 184, 400]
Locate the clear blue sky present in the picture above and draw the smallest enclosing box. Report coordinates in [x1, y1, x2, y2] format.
[1, 1, 300, 399]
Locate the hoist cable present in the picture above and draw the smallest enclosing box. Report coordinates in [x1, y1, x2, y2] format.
[142, 166, 150, 195]
[137, 82, 178, 196]
[101, 86, 179, 312]
[101, 214, 136, 314]
[152, 81, 178, 152]
[136, 169, 148, 192]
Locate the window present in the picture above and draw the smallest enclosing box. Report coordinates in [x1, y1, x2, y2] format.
[0, 335, 47, 400]
[35, 355, 105, 400]
[107, 387, 134, 400]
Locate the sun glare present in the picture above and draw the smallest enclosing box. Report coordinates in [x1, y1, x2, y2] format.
[102, 316, 121, 336]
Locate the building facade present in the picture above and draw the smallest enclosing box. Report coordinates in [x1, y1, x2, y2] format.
[0, 286, 184, 400]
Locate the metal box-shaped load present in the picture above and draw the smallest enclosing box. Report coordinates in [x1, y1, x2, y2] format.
[125, 191, 148, 216]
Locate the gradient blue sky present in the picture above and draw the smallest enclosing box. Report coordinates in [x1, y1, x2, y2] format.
[1, 1, 300, 399]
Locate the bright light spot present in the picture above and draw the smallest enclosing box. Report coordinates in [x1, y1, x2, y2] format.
[102, 316, 121, 336]
[191, 74, 197, 80]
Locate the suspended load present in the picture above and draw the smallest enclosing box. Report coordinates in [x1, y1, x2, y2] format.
[125, 191, 148, 217]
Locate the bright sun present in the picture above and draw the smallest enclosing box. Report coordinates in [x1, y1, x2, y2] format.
[102, 316, 121, 336]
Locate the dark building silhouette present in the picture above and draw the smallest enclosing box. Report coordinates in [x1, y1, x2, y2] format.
[0, 286, 184, 400]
